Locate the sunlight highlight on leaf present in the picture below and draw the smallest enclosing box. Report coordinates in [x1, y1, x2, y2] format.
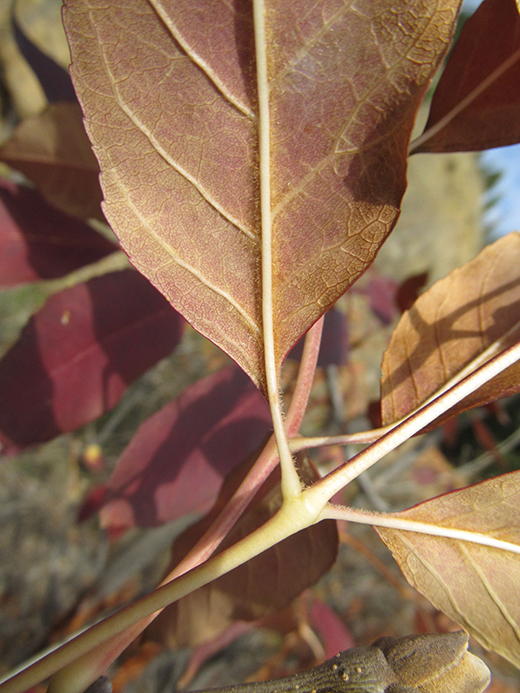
[63, 0, 461, 390]
[376, 471, 520, 667]
[381, 232, 520, 427]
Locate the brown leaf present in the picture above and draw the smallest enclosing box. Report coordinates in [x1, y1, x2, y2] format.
[381, 232, 520, 428]
[62, 0, 460, 391]
[376, 471, 520, 667]
[146, 454, 338, 648]
[413, 0, 520, 153]
[0, 102, 104, 221]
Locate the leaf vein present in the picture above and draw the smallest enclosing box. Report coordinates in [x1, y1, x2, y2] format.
[111, 175, 261, 337]
[147, 0, 256, 121]
[461, 542, 520, 645]
[89, 6, 258, 243]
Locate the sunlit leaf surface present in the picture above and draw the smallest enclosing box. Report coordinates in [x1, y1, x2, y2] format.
[381, 232, 520, 427]
[414, 0, 520, 153]
[0, 270, 183, 452]
[377, 471, 520, 667]
[63, 0, 460, 390]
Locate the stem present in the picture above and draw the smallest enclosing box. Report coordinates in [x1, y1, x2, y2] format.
[409, 47, 520, 154]
[291, 322, 520, 454]
[289, 427, 392, 452]
[168, 317, 323, 578]
[0, 319, 323, 693]
[325, 506, 520, 555]
[285, 317, 324, 433]
[1, 498, 320, 693]
[254, 0, 301, 499]
[302, 340, 520, 508]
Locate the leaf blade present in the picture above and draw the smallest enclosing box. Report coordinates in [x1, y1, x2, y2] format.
[0, 270, 184, 452]
[381, 232, 520, 427]
[0, 103, 104, 221]
[414, 0, 520, 153]
[100, 365, 272, 531]
[0, 178, 115, 286]
[376, 471, 520, 667]
[63, 0, 461, 389]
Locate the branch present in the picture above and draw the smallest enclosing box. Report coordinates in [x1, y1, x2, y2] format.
[302, 340, 520, 507]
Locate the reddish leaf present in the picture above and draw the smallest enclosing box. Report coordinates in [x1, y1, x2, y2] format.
[367, 275, 399, 326]
[78, 484, 108, 523]
[396, 272, 429, 314]
[63, 0, 459, 391]
[147, 455, 338, 648]
[414, 0, 520, 153]
[176, 622, 254, 690]
[0, 270, 183, 453]
[0, 103, 104, 221]
[376, 471, 520, 667]
[381, 232, 520, 428]
[99, 365, 272, 531]
[308, 598, 354, 658]
[289, 308, 349, 368]
[0, 178, 115, 286]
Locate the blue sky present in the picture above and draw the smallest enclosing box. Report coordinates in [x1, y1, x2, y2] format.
[459, 0, 520, 238]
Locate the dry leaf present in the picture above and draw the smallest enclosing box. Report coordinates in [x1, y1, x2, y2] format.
[381, 232, 520, 427]
[0, 103, 104, 221]
[376, 471, 520, 667]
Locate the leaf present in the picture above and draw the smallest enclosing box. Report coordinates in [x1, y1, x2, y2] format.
[366, 275, 399, 326]
[0, 103, 104, 221]
[62, 0, 460, 391]
[308, 597, 354, 658]
[381, 232, 520, 428]
[0, 270, 184, 453]
[146, 453, 338, 648]
[413, 0, 520, 153]
[0, 178, 115, 286]
[99, 365, 272, 532]
[395, 272, 429, 314]
[288, 307, 349, 368]
[375, 471, 520, 667]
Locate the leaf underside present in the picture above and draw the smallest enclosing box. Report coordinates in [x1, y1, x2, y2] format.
[63, 0, 460, 391]
[381, 232, 520, 428]
[377, 471, 520, 667]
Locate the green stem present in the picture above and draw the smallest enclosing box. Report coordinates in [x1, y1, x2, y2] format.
[0, 498, 321, 693]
